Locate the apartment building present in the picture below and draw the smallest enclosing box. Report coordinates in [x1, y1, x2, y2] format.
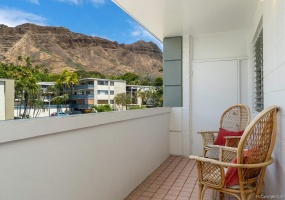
[37, 82, 55, 103]
[70, 78, 126, 110]
[126, 85, 156, 105]
[0, 79, 14, 120]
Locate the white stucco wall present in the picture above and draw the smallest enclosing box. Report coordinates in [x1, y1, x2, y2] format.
[249, 0, 285, 196]
[0, 108, 170, 200]
[0, 81, 5, 120]
[172, 31, 249, 156]
[192, 30, 248, 61]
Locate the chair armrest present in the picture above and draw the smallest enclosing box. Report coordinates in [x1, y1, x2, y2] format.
[189, 155, 225, 188]
[224, 136, 242, 147]
[189, 155, 274, 168]
[203, 145, 237, 162]
[198, 131, 218, 146]
[224, 136, 242, 139]
[219, 146, 238, 162]
[198, 131, 219, 134]
[189, 155, 273, 188]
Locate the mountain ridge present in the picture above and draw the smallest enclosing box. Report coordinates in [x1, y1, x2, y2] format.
[0, 23, 162, 76]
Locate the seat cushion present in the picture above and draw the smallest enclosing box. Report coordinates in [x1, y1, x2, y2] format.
[224, 157, 239, 186]
[225, 147, 260, 187]
[214, 128, 244, 146]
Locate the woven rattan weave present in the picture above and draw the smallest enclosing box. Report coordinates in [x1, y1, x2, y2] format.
[190, 105, 277, 200]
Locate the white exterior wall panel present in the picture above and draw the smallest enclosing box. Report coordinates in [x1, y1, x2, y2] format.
[0, 82, 5, 120]
[0, 108, 170, 200]
[250, 0, 285, 196]
[114, 81, 126, 95]
[193, 30, 248, 61]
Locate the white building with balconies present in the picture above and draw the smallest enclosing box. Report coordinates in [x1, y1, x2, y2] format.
[70, 78, 126, 110]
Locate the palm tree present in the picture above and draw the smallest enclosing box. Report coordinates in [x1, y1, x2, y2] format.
[14, 66, 40, 118]
[55, 69, 78, 111]
[45, 85, 58, 116]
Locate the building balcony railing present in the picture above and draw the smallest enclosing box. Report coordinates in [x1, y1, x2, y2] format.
[69, 104, 93, 109]
[74, 84, 94, 90]
[1, 108, 170, 200]
[70, 94, 94, 99]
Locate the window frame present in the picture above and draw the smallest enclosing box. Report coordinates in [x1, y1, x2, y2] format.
[252, 24, 263, 112]
[98, 81, 108, 86]
[97, 90, 108, 95]
[97, 100, 108, 104]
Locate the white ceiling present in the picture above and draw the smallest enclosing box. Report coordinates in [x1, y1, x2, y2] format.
[113, 0, 259, 42]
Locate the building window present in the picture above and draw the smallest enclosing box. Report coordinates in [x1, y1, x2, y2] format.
[86, 90, 93, 95]
[97, 100, 108, 104]
[253, 29, 263, 112]
[110, 91, 114, 95]
[98, 81, 108, 85]
[110, 81, 114, 86]
[97, 90, 108, 95]
[110, 100, 114, 104]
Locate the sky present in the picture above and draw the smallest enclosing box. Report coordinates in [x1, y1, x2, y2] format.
[0, 0, 162, 48]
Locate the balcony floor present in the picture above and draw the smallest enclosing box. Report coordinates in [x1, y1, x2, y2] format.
[125, 156, 265, 200]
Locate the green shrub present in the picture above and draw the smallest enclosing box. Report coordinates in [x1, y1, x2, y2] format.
[92, 104, 113, 112]
[128, 105, 145, 110]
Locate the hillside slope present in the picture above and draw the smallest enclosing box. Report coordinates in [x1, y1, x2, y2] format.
[0, 23, 162, 76]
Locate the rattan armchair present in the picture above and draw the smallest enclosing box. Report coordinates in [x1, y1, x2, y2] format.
[199, 104, 250, 157]
[190, 105, 277, 200]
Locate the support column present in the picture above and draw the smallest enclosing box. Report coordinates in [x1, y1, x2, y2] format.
[182, 35, 192, 156]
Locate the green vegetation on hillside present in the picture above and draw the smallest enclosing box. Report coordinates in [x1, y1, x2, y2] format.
[75, 71, 163, 86]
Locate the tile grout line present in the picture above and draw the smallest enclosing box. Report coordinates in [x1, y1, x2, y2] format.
[152, 156, 184, 199]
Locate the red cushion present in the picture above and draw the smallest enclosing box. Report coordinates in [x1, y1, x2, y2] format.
[225, 148, 260, 187]
[214, 128, 244, 146]
[225, 157, 239, 187]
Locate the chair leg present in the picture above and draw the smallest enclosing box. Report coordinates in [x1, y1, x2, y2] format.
[199, 183, 204, 200]
[240, 192, 247, 200]
[212, 189, 215, 200]
[255, 168, 266, 199]
[219, 192, 224, 200]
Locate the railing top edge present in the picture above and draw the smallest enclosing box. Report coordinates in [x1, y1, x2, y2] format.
[0, 107, 171, 144]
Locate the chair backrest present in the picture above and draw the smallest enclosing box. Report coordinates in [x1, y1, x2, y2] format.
[237, 105, 277, 180]
[220, 104, 250, 131]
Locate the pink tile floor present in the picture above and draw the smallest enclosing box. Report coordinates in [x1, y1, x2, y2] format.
[125, 156, 265, 200]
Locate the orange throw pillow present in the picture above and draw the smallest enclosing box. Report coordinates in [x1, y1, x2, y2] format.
[214, 128, 244, 146]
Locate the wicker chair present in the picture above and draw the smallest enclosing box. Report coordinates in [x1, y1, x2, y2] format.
[199, 104, 250, 157]
[190, 105, 277, 200]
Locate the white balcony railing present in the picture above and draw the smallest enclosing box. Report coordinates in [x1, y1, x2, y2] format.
[0, 107, 171, 200]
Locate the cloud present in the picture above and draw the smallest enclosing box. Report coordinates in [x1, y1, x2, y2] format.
[130, 23, 162, 49]
[56, 0, 83, 5]
[56, 0, 105, 6]
[92, 33, 113, 41]
[26, 0, 40, 4]
[0, 7, 47, 27]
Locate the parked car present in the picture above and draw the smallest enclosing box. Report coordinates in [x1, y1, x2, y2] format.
[51, 112, 69, 116]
